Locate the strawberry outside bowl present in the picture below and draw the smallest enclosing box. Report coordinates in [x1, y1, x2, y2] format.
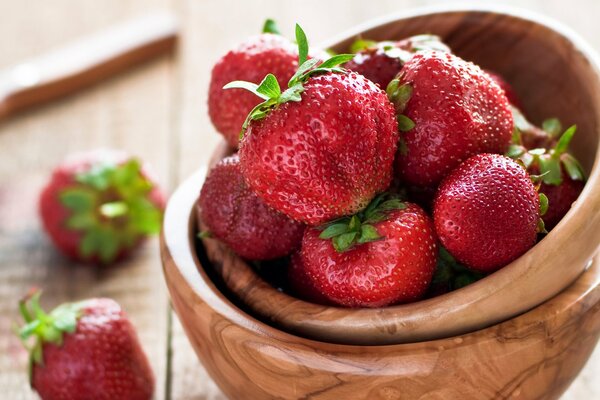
[161, 6, 600, 400]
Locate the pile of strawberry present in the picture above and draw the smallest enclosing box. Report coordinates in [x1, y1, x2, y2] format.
[200, 20, 586, 308]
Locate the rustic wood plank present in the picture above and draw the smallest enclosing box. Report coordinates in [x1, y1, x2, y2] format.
[0, 1, 176, 399]
[170, 0, 600, 398]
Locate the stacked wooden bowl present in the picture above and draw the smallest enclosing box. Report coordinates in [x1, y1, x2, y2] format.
[161, 6, 600, 399]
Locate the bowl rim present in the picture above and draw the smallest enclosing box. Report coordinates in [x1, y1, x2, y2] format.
[163, 5, 600, 345]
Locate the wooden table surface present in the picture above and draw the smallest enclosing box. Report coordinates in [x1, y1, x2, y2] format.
[0, 0, 598, 399]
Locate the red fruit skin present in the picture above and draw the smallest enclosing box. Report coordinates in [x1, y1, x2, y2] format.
[300, 204, 438, 308]
[433, 154, 539, 272]
[208, 34, 300, 148]
[240, 72, 398, 225]
[396, 51, 513, 187]
[540, 174, 584, 230]
[32, 298, 154, 400]
[345, 42, 406, 89]
[486, 70, 523, 109]
[198, 155, 305, 260]
[38, 150, 165, 263]
[288, 251, 332, 305]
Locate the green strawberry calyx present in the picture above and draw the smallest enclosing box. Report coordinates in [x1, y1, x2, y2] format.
[350, 34, 449, 61]
[432, 247, 486, 291]
[508, 122, 586, 186]
[224, 24, 354, 139]
[59, 158, 163, 264]
[262, 18, 281, 35]
[17, 290, 86, 381]
[386, 78, 414, 154]
[317, 193, 406, 252]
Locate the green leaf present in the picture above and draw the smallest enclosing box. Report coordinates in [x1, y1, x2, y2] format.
[60, 189, 95, 212]
[319, 223, 349, 239]
[539, 193, 549, 216]
[511, 126, 522, 145]
[318, 54, 355, 69]
[332, 231, 357, 252]
[357, 224, 380, 243]
[398, 137, 408, 156]
[66, 212, 96, 230]
[197, 231, 212, 239]
[537, 218, 548, 234]
[542, 118, 562, 137]
[129, 197, 162, 234]
[288, 58, 320, 87]
[295, 24, 309, 65]
[80, 230, 102, 258]
[379, 199, 406, 211]
[76, 164, 113, 190]
[439, 247, 455, 264]
[223, 81, 269, 100]
[397, 115, 415, 131]
[279, 83, 304, 103]
[256, 74, 281, 100]
[554, 125, 576, 156]
[262, 19, 281, 35]
[348, 215, 361, 231]
[349, 38, 377, 53]
[561, 154, 586, 181]
[506, 144, 525, 159]
[538, 156, 562, 185]
[99, 201, 128, 218]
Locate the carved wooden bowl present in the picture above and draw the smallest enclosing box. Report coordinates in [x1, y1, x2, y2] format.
[161, 7, 600, 399]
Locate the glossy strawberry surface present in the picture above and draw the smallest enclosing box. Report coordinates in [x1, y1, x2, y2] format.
[32, 298, 154, 400]
[486, 70, 522, 108]
[395, 51, 513, 187]
[299, 203, 437, 307]
[434, 154, 539, 272]
[198, 155, 305, 260]
[208, 34, 300, 148]
[287, 251, 332, 305]
[539, 173, 584, 230]
[239, 71, 398, 225]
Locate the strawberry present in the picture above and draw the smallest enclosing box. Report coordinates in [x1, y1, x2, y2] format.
[511, 107, 559, 149]
[227, 25, 398, 225]
[298, 195, 438, 307]
[433, 154, 540, 272]
[508, 123, 586, 230]
[39, 149, 165, 265]
[486, 70, 522, 108]
[287, 252, 332, 305]
[18, 291, 154, 400]
[345, 35, 450, 89]
[208, 20, 324, 148]
[390, 51, 513, 187]
[197, 154, 304, 260]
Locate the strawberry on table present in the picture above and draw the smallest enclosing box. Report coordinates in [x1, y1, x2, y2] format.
[208, 19, 324, 148]
[228, 25, 398, 225]
[433, 154, 541, 273]
[39, 149, 165, 265]
[390, 51, 513, 187]
[298, 195, 438, 308]
[18, 291, 154, 400]
[197, 154, 305, 260]
[508, 123, 586, 229]
[345, 34, 450, 89]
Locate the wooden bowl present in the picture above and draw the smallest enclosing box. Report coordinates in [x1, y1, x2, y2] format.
[186, 7, 600, 345]
[161, 171, 600, 400]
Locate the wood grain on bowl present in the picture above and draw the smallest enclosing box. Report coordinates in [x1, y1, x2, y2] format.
[191, 8, 600, 345]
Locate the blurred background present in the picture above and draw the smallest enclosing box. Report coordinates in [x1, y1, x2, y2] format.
[0, 0, 598, 399]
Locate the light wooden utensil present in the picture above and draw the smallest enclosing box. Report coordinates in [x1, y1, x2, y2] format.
[161, 6, 600, 399]
[193, 5, 600, 345]
[0, 12, 178, 120]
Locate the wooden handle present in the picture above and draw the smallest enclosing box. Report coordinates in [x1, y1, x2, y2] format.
[0, 12, 178, 119]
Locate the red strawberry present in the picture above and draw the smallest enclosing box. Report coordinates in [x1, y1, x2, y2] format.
[508, 124, 586, 230]
[390, 51, 513, 187]
[39, 149, 165, 265]
[208, 20, 325, 148]
[345, 35, 450, 89]
[511, 107, 558, 149]
[298, 195, 438, 307]
[228, 25, 398, 225]
[18, 291, 154, 400]
[433, 154, 540, 272]
[287, 252, 332, 305]
[486, 70, 522, 108]
[198, 154, 305, 260]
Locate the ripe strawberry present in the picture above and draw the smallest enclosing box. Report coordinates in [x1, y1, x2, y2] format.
[345, 35, 450, 89]
[228, 25, 398, 225]
[486, 70, 522, 108]
[197, 155, 304, 260]
[508, 123, 586, 230]
[511, 107, 558, 149]
[433, 154, 540, 272]
[208, 20, 324, 148]
[287, 252, 332, 305]
[39, 149, 165, 265]
[18, 291, 154, 400]
[390, 51, 513, 187]
[298, 195, 438, 307]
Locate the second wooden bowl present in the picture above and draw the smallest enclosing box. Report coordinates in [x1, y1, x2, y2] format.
[196, 7, 600, 345]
